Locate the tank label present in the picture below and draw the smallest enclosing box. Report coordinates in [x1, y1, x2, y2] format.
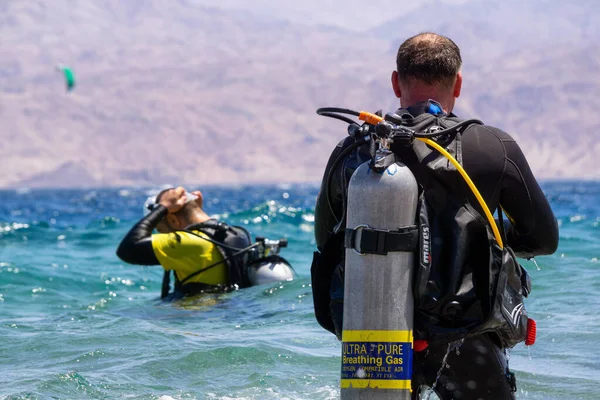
[340, 330, 413, 389]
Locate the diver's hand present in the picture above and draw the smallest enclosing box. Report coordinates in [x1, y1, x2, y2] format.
[190, 190, 203, 208]
[158, 187, 187, 214]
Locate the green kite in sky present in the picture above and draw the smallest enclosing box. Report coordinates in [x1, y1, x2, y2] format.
[56, 65, 75, 91]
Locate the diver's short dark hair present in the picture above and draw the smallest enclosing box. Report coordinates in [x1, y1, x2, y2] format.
[396, 32, 462, 89]
[155, 188, 172, 204]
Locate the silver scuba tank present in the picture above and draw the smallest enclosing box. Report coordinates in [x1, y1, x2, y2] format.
[246, 255, 295, 285]
[341, 159, 419, 400]
[246, 237, 296, 286]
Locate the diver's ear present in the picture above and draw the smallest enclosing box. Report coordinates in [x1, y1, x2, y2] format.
[391, 71, 401, 98]
[453, 71, 462, 98]
[166, 214, 180, 230]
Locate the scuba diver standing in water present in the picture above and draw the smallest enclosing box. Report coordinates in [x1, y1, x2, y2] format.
[117, 186, 295, 299]
[312, 32, 559, 399]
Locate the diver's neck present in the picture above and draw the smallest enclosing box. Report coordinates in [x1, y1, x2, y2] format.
[189, 209, 212, 225]
[401, 96, 452, 114]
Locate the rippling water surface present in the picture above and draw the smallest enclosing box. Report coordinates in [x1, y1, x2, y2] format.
[0, 182, 598, 399]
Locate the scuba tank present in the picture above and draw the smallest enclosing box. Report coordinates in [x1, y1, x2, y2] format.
[246, 237, 295, 285]
[341, 129, 418, 399]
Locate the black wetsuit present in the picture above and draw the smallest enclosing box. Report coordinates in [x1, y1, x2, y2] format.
[314, 104, 559, 399]
[116, 205, 167, 265]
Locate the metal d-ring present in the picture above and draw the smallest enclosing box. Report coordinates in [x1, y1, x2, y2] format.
[351, 224, 370, 256]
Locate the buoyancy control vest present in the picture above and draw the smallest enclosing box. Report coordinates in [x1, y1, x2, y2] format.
[312, 107, 533, 348]
[161, 219, 256, 298]
[394, 110, 532, 348]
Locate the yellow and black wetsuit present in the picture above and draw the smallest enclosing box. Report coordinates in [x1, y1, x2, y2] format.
[116, 205, 230, 293]
[152, 230, 226, 286]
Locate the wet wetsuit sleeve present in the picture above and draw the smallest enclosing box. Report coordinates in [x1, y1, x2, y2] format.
[115, 205, 167, 265]
[499, 134, 559, 258]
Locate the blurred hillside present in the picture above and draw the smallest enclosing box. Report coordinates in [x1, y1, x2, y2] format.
[0, 0, 598, 188]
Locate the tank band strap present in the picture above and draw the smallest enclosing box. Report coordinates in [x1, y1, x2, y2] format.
[344, 225, 418, 255]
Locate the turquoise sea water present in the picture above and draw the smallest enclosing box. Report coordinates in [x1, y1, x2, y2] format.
[0, 182, 598, 400]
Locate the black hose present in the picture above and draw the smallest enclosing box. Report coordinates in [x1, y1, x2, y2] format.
[316, 107, 361, 117]
[319, 112, 358, 125]
[411, 119, 483, 138]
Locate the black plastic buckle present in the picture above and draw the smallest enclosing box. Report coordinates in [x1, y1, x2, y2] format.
[345, 225, 418, 256]
[359, 227, 388, 255]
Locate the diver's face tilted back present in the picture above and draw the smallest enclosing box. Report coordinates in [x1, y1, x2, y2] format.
[155, 187, 205, 233]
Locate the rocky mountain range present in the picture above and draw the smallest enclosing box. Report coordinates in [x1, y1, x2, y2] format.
[1, 0, 598, 188]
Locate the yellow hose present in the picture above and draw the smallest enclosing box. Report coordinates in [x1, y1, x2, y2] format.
[417, 138, 503, 248]
[358, 112, 504, 248]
